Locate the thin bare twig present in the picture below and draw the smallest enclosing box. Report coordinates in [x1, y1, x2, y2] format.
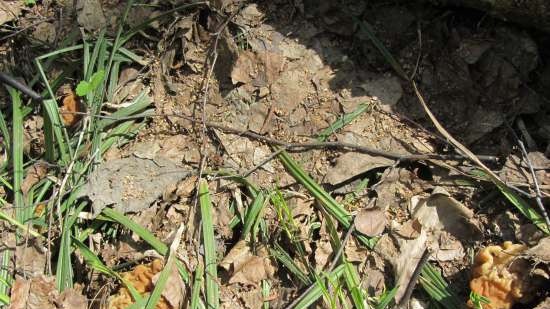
[60, 110, 500, 163]
[0, 18, 55, 41]
[517, 139, 550, 229]
[241, 147, 286, 178]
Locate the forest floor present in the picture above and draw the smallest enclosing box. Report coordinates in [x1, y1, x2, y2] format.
[0, 1, 549, 309]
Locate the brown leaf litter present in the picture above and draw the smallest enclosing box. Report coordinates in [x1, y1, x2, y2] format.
[376, 186, 482, 303]
[220, 240, 276, 286]
[0, 1, 23, 26]
[8, 275, 87, 309]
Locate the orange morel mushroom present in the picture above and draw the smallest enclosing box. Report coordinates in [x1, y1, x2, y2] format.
[469, 241, 527, 309]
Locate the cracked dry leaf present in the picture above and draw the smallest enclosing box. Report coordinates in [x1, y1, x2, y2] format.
[221, 240, 275, 286]
[355, 207, 386, 237]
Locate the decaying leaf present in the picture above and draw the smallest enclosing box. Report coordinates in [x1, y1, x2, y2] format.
[58, 88, 85, 127]
[355, 206, 386, 237]
[524, 236, 550, 263]
[8, 275, 87, 309]
[221, 240, 275, 286]
[15, 240, 47, 276]
[500, 152, 550, 186]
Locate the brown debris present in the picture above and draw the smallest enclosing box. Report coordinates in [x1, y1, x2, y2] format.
[8, 275, 87, 309]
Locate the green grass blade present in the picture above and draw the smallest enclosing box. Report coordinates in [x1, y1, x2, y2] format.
[277, 150, 375, 247]
[98, 89, 152, 130]
[293, 265, 345, 309]
[317, 103, 371, 142]
[100, 207, 190, 283]
[102, 207, 167, 255]
[269, 245, 311, 285]
[199, 179, 220, 309]
[375, 286, 398, 309]
[0, 109, 10, 169]
[144, 259, 173, 309]
[242, 191, 266, 240]
[8, 88, 25, 224]
[497, 183, 549, 234]
[72, 237, 118, 278]
[86, 30, 106, 81]
[72, 237, 142, 302]
[0, 210, 43, 238]
[42, 99, 71, 164]
[56, 218, 73, 291]
[343, 261, 365, 309]
[190, 264, 204, 309]
[262, 280, 271, 309]
[0, 293, 8, 305]
[419, 264, 464, 309]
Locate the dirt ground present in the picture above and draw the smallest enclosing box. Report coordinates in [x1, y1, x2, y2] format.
[0, 0, 549, 309]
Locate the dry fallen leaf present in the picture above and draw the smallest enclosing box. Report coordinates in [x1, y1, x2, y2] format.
[221, 240, 275, 286]
[394, 219, 422, 239]
[15, 241, 47, 276]
[76, 0, 107, 31]
[355, 207, 386, 237]
[379, 187, 483, 303]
